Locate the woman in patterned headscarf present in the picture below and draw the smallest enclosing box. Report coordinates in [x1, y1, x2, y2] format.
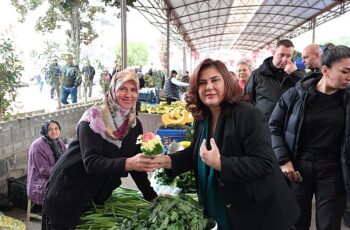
[27, 120, 66, 208]
[41, 70, 158, 230]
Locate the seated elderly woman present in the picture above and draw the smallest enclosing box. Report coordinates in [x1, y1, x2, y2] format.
[27, 120, 66, 209]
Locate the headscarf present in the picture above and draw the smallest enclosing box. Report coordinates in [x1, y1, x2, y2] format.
[79, 70, 139, 148]
[40, 120, 64, 162]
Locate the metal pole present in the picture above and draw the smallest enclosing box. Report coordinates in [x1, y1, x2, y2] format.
[121, 0, 127, 70]
[190, 50, 192, 73]
[312, 18, 316, 43]
[166, 9, 170, 78]
[183, 43, 187, 75]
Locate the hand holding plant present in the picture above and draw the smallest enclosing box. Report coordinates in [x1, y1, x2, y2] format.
[137, 132, 163, 157]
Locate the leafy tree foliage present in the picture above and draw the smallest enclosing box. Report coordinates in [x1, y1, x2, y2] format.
[0, 38, 24, 120]
[30, 40, 62, 71]
[11, 0, 136, 64]
[115, 41, 149, 67]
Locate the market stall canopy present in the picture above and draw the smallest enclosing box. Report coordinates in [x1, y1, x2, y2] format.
[134, 0, 350, 52]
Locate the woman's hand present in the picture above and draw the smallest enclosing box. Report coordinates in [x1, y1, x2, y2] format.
[154, 155, 172, 169]
[199, 138, 221, 171]
[125, 153, 158, 172]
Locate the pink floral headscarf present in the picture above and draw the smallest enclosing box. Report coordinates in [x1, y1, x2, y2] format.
[78, 70, 139, 147]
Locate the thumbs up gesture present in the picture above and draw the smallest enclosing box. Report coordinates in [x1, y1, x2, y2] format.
[199, 138, 221, 171]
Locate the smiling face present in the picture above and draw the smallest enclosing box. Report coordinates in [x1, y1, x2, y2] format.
[237, 63, 251, 82]
[47, 122, 61, 140]
[198, 66, 225, 112]
[115, 80, 138, 109]
[322, 58, 350, 90]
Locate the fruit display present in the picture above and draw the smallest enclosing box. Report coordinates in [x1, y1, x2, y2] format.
[161, 109, 193, 125]
[140, 101, 193, 125]
[0, 215, 25, 230]
[140, 101, 181, 114]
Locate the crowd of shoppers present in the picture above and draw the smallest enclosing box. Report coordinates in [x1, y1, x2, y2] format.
[23, 39, 350, 230]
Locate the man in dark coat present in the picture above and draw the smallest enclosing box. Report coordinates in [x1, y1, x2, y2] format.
[302, 43, 322, 79]
[245, 39, 303, 121]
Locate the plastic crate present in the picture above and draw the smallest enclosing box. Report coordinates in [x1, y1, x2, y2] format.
[139, 92, 151, 102]
[156, 128, 188, 145]
[7, 176, 27, 210]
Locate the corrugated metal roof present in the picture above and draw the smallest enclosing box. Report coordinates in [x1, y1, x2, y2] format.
[134, 0, 350, 53]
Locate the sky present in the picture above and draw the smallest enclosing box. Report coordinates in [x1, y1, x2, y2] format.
[1, 0, 350, 75]
[291, 10, 350, 51]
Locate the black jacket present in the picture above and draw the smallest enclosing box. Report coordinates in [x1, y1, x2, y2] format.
[167, 102, 300, 230]
[43, 120, 157, 228]
[269, 74, 350, 195]
[245, 57, 303, 121]
[303, 68, 321, 81]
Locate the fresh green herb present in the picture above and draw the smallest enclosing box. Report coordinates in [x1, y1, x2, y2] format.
[120, 194, 208, 230]
[155, 169, 197, 193]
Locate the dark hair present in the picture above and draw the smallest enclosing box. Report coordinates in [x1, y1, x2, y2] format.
[276, 39, 294, 48]
[171, 70, 177, 75]
[185, 58, 250, 120]
[322, 43, 335, 53]
[321, 45, 350, 68]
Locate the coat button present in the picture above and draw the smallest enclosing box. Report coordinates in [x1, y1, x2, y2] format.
[226, 203, 231, 208]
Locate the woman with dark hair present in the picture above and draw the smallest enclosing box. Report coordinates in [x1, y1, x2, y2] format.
[42, 70, 158, 230]
[27, 120, 66, 208]
[154, 58, 300, 230]
[269, 45, 350, 229]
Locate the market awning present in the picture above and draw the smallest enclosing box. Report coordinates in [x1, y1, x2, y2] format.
[134, 0, 350, 52]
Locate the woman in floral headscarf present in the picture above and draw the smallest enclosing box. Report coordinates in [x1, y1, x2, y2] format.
[27, 120, 66, 207]
[41, 70, 158, 230]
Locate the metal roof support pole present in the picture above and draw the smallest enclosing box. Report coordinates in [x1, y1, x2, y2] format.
[121, 0, 127, 70]
[166, 8, 170, 77]
[190, 51, 192, 74]
[183, 43, 187, 74]
[312, 17, 316, 43]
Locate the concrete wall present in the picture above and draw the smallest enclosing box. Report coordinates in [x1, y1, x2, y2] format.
[0, 103, 93, 194]
[0, 104, 161, 195]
